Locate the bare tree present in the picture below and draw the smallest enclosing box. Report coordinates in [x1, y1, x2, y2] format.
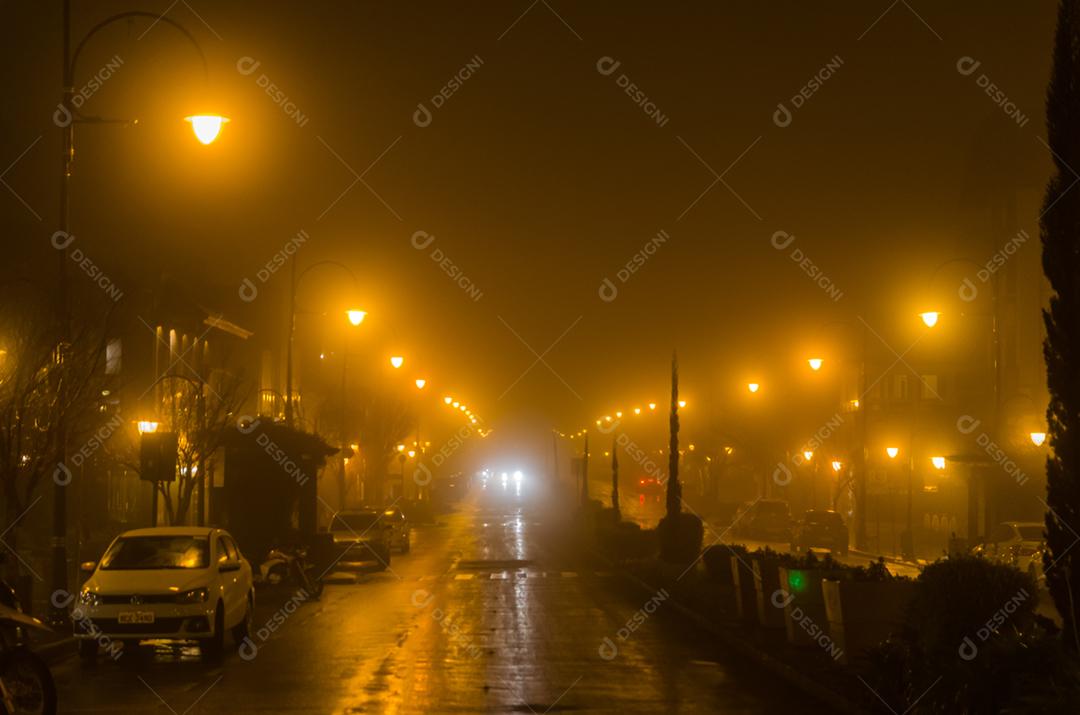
[0, 289, 110, 588]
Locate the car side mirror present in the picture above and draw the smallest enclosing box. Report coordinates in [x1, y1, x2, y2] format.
[79, 561, 96, 573]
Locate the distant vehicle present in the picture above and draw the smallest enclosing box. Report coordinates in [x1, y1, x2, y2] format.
[328, 510, 393, 570]
[636, 477, 663, 495]
[381, 507, 411, 553]
[434, 473, 468, 504]
[973, 521, 1045, 579]
[732, 500, 793, 542]
[790, 510, 849, 556]
[74, 527, 254, 661]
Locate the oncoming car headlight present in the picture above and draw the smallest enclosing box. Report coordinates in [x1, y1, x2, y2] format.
[78, 590, 100, 607]
[176, 588, 209, 605]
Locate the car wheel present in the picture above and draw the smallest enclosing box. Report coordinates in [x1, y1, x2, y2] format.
[232, 594, 253, 645]
[203, 603, 225, 659]
[266, 563, 287, 586]
[78, 639, 98, 665]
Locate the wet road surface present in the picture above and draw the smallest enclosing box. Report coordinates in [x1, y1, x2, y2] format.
[53, 483, 830, 713]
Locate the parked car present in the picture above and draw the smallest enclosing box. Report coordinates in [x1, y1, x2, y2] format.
[972, 521, 1045, 578]
[74, 527, 254, 661]
[732, 500, 793, 542]
[381, 507, 411, 553]
[790, 509, 849, 556]
[328, 510, 393, 570]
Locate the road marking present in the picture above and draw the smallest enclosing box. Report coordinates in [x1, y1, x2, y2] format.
[454, 573, 475, 580]
[490, 572, 509, 580]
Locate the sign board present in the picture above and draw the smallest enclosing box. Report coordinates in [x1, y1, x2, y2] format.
[140, 432, 178, 482]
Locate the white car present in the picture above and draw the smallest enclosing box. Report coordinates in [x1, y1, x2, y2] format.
[74, 527, 254, 661]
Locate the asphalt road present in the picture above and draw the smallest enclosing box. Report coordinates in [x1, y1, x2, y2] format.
[52, 481, 829, 714]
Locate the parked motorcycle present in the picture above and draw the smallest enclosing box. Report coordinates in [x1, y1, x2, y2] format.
[258, 546, 324, 599]
[0, 603, 56, 714]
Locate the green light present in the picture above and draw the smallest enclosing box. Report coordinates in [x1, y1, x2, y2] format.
[788, 570, 806, 592]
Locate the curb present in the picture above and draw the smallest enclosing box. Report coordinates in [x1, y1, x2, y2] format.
[850, 549, 924, 569]
[616, 567, 868, 715]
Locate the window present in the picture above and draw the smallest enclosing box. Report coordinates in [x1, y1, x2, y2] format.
[894, 374, 909, 402]
[105, 339, 122, 375]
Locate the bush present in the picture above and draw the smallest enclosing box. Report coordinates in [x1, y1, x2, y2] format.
[594, 519, 657, 563]
[657, 512, 704, 565]
[862, 555, 1046, 713]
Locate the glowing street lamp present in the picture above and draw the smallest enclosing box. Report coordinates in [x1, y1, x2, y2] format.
[615, 411, 623, 418]
[807, 358, 823, 371]
[137, 420, 159, 434]
[802, 450, 814, 462]
[1030, 431, 1047, 447]
[747, 383, 760, 394]
[931, 456, 946, 470]
[444, 396, 453, 405]
[346, 309, 367, 326]
[648, 402, 657, 411]
[678, 399, 687, 408]
[831, 460, 843, 472]
[415, 379, 427, 390]
[920, 311, 941, 328]
[886, 446, 900, 459]
[633, 407, 641, 415]
[185, 114, 229, 145]
[390, 356, 404, 369]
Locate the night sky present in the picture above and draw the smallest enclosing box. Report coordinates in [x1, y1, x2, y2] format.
[0, 1, 1057, 443]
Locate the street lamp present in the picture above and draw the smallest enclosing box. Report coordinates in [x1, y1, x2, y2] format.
[648, 403, 657, 411]
[802, 450, 814, 462]
[184, 114, 229, 145]
[53, 1, 229, 626]
[886, 446, 900, 459]
[137, 420, 159, 434]
[443, 396, 453, 405]
[346, 309, 367, 326]
[390, 356, 404, 369]
[931, 456, 946, 470]
[807, 358, 823, 371]
[284, 260, 360, 428]
[415, 379, 427, 390]
[633, 407, 641, 415]
[747, 383, 760, 394]
[1030, 431, 1047, 447]
[919, 311, 941, 328]
[678, 400, 687, 408]
[831, 460, 843, 472]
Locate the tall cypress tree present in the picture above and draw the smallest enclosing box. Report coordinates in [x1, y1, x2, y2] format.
[1042, 0, 1080, 651]
[611, 435, 620, 519]
[666, 351, 682, 518]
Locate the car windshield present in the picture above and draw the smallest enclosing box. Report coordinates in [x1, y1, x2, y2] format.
[100, 536, 209, 570]
[331, 513, 381, 532]
[757, 503, 788, 516]
[1017, 525, 1044, 541]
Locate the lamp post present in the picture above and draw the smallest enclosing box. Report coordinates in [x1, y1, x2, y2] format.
[925, 256, 1003, 538]
[338, 311, 365, 509]
[283, 259, 361, 428]
[53, 0, 225, 624]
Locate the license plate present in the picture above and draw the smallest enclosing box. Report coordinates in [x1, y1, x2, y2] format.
[118, 611, 155, 624]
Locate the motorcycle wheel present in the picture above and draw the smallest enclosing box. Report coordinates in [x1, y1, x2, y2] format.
[0, 649, 57, 715]
[266, 564, 287, 586]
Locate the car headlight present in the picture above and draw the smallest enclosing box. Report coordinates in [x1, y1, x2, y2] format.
[78, 590, 100, 607]
[176, 587, 209, 605]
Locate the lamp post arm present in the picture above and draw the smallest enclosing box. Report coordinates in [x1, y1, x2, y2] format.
[69, 11, 208, 86]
